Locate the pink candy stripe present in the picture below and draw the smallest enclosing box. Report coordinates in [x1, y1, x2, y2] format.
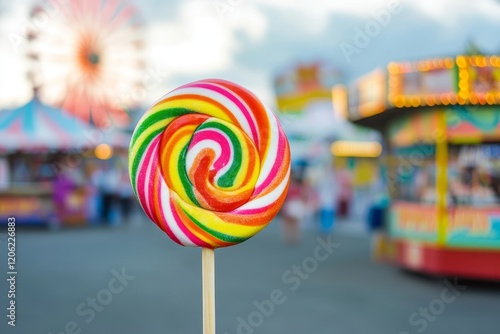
[189, 129, 231, 171]
[156, 183, 182, 245]
[232, 204, 269, 215]
[136, 137, 159, 220]
[189, 83, 259, 147]
[253, 130, 286, 195]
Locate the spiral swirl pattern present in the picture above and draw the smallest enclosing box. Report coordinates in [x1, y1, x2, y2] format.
[129, 79, 291, 248]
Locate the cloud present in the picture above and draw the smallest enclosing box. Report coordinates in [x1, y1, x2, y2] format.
[145, 0, 268, 75]
[2, 0, 500, 110]
[410, 0, 500, 25]
[0, 2, 33, 108]
[142, 0, 270, 105]
[254, 0, 401, 18]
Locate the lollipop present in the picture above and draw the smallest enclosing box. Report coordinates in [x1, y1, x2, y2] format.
[129, 79, 291, 248]
[128, 79, 291, 333]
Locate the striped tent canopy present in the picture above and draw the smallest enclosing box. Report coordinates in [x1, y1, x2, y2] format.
[0, 98, 119, 152]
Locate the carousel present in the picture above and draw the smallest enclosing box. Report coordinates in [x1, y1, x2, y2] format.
[334, 54, 500, 280]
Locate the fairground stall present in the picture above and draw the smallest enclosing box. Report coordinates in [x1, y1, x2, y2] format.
[0, 98, 130, 226]
[333, 55, 500, 280]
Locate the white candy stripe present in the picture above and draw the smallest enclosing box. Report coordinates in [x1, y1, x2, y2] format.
[255, 113, 280, 187]
[186, 140, 223, 170]
[142, 138, 159, 216]
[187, 128, 234, 182]
[166, 87, 256, 142]
[238, 167, 290, 211]
[159, 181, 194, 246]
[205, 82, 260, 145]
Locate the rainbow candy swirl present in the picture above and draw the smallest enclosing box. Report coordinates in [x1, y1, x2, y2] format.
[129, 79, 291, 248]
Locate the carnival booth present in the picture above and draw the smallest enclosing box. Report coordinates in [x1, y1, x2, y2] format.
[0, 98, 130, 226]
[334, 55, 500, 280]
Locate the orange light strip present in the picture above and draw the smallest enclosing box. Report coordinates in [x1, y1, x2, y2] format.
[388, 55, 500, 108]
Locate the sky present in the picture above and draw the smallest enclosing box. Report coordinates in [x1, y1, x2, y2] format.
[0, 0, 500, 110]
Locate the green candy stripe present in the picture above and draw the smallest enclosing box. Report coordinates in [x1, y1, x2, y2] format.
[178, 142, 200, 206]
[182, 208, 249, 244]
[129, 108, 193, 193]
[196, 120, 242, 188]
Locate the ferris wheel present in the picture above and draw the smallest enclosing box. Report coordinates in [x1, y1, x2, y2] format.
[29, 0, 145, 128]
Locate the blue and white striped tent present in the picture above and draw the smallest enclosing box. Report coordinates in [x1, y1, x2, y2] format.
[0, 98, 130, 152]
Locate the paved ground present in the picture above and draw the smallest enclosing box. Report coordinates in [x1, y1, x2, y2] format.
[1, 217, 499, 334]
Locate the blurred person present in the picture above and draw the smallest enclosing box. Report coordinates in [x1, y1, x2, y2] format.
[86, 162, 100, 223]
[117, 167, 134, 223]
[366, 177, 389, 232]
[301, 175, 320, 229]
[337, 169, 352, 218]
[317, 166, 337, 234]
[52, 171, 76, 227]
[93, 162, 120, 224]
[282, 172, 306, 244]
